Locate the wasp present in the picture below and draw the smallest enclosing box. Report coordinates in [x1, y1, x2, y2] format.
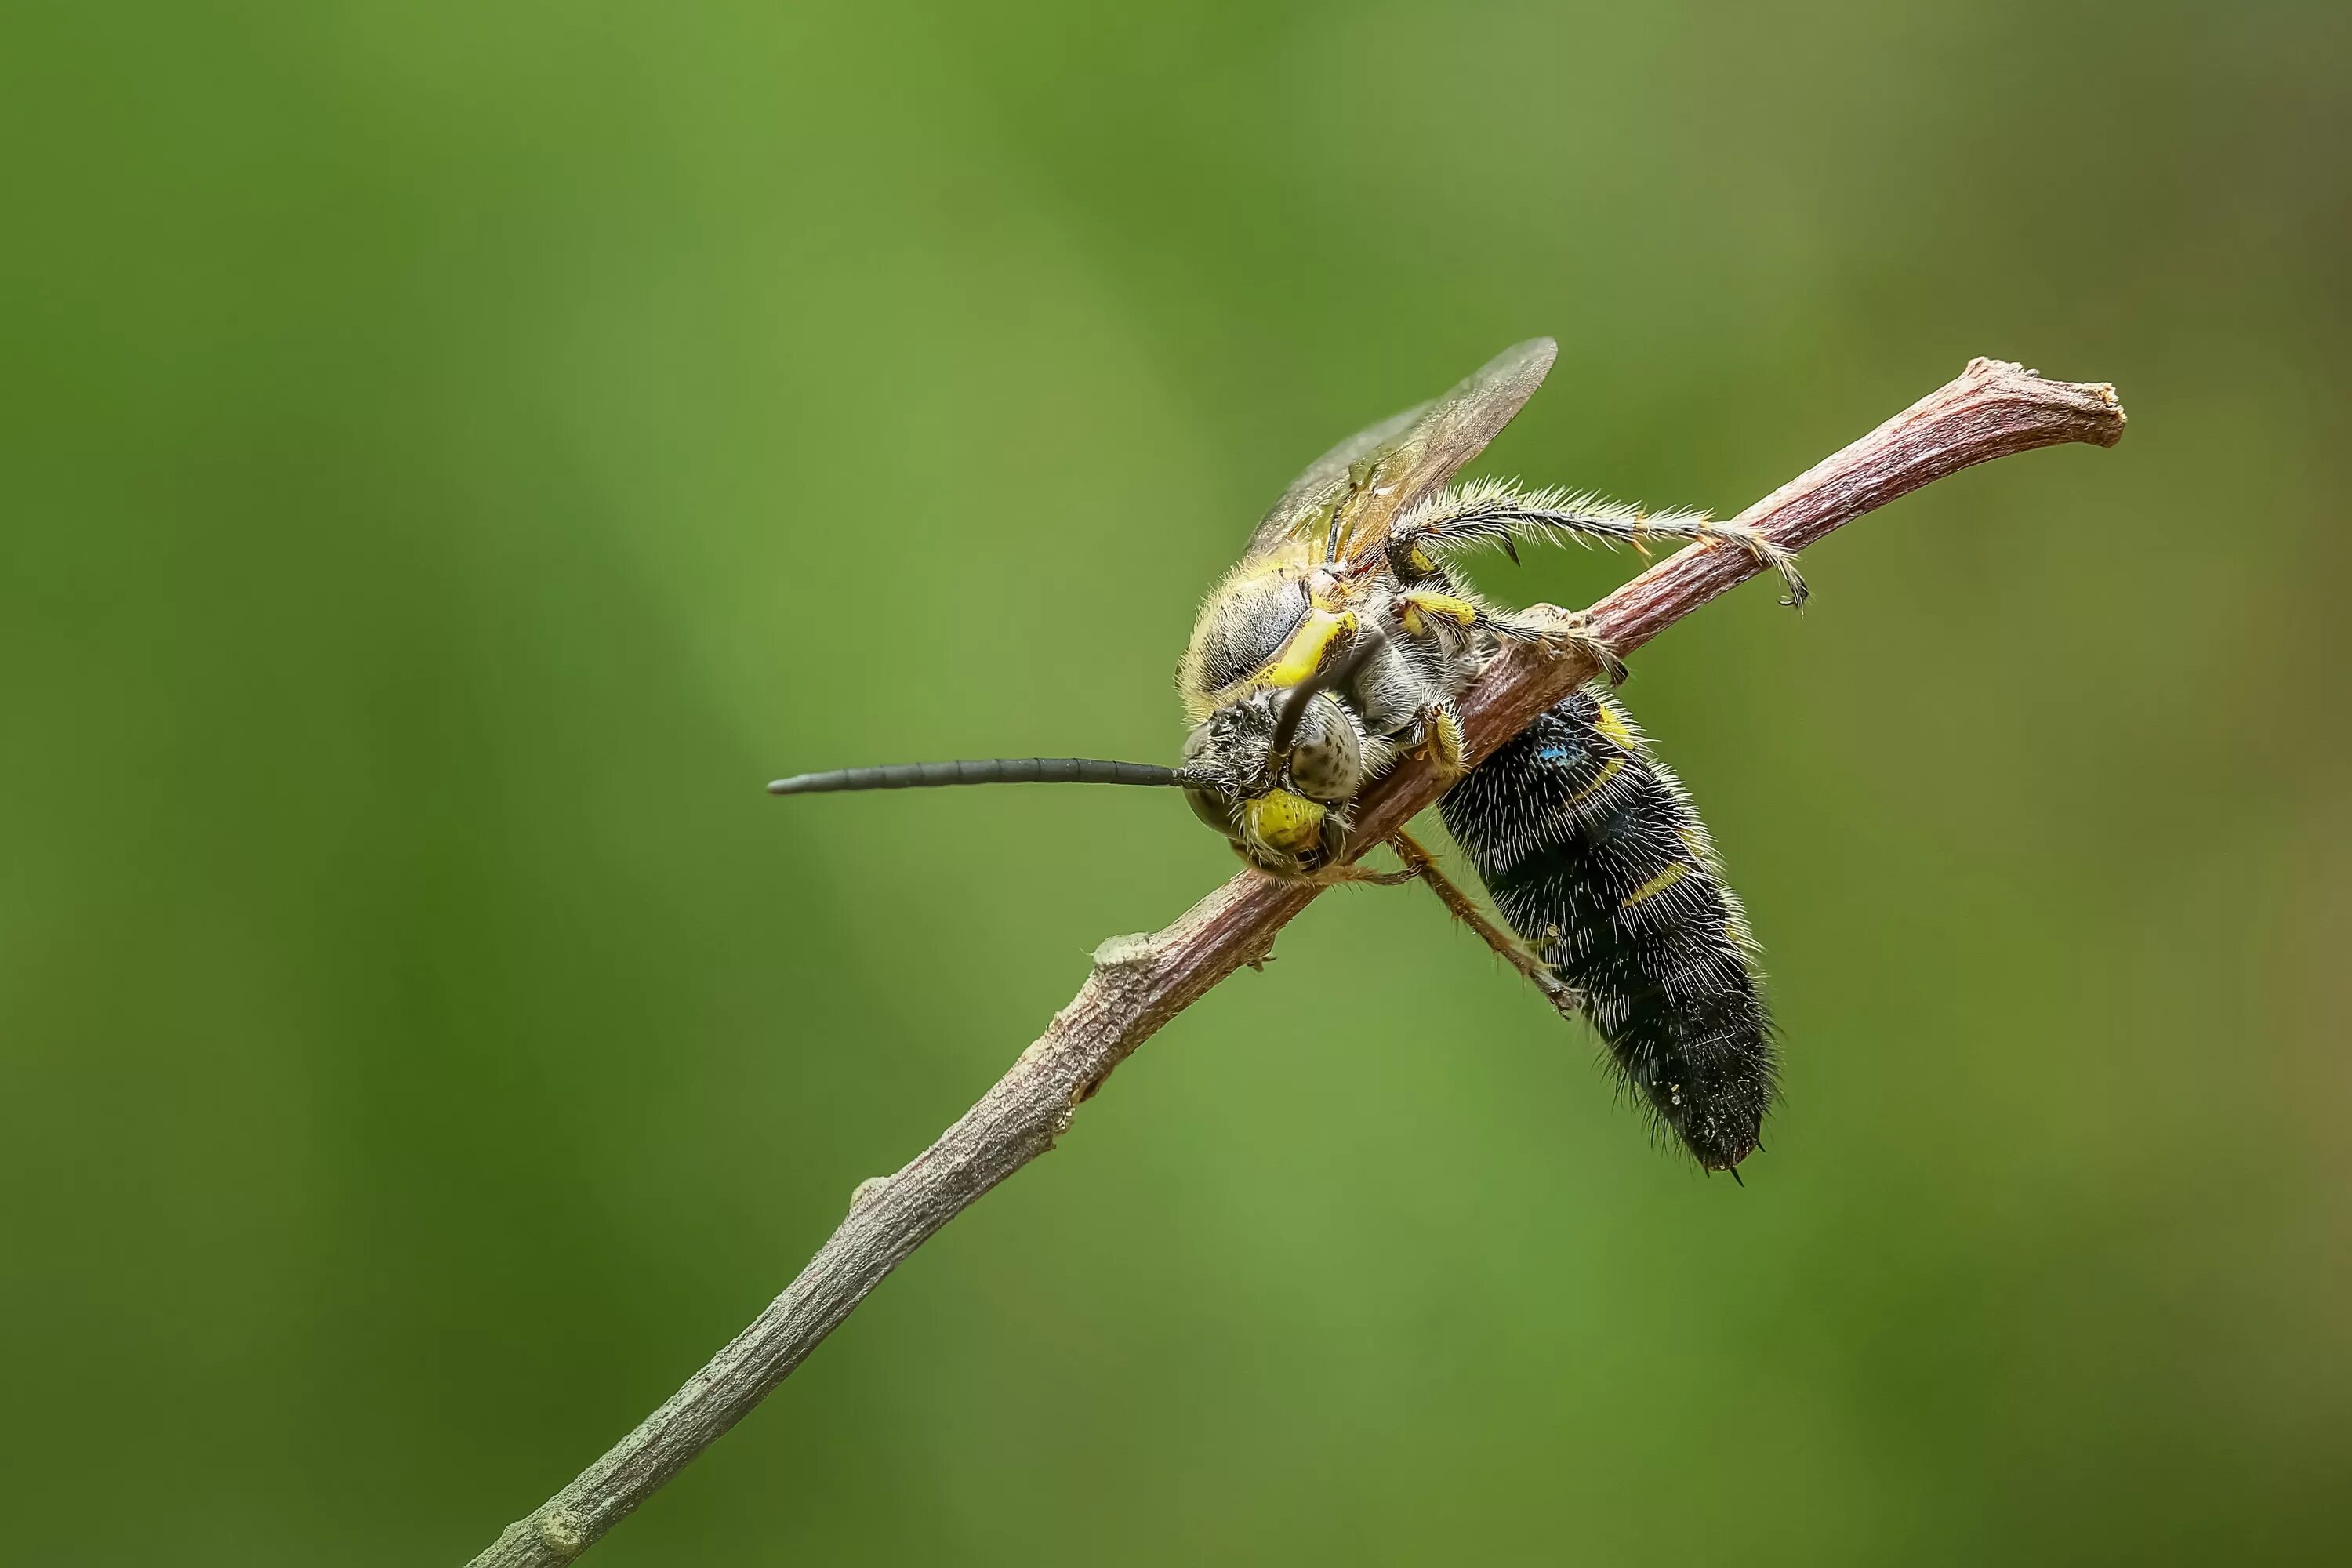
[771, 341, 1807, 1172]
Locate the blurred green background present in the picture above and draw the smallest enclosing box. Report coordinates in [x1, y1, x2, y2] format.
[5, 2, 2347, 1563]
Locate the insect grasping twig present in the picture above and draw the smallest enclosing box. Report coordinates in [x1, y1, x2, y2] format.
[465, 357, 2124, 1568]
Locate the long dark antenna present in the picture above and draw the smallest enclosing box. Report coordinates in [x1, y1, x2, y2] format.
[768, 757, 1189, 796]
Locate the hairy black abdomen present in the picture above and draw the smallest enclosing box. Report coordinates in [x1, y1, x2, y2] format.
[1439, 688, 1775, 1170]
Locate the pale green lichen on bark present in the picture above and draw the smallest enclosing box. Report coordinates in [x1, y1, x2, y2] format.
[537, 1508, 587, 1552]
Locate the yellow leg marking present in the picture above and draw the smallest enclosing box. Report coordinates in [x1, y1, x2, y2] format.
[1620, 862, 1693, 910]
[1424, 704, 1467, 779]
[1397, 590, 1481, 641]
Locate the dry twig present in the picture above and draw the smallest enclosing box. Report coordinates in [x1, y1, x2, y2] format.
[466, 358, 2124, 1566]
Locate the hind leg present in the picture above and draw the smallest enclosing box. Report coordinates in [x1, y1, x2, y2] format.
[1389, 485, 1808, 609]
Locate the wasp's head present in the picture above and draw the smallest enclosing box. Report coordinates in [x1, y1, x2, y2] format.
[1179, 684, 1367, 877]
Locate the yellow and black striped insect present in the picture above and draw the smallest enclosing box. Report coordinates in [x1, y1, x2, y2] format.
[771, 341, 1806, 1172]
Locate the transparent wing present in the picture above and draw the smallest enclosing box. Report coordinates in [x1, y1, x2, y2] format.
[1240, 401, 1428, 563]
[1241, 339, 1558, 567]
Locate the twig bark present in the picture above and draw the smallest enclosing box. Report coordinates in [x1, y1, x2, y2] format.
[466, 358, 2123, 1566]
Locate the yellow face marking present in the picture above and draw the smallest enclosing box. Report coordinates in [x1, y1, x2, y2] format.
[1240, 789, 1325, 858]
[1620, 862, 1693, 910]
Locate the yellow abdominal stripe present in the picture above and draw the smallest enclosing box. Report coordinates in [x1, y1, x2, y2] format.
[1620, 862, 1693, 910]
[1562, 757, 1625, 808]
[1591, 702, 1639, 750]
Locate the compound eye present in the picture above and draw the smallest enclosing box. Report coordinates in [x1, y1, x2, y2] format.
[1185, 786, 1242, 840]
[1283, 693, 1364, 804]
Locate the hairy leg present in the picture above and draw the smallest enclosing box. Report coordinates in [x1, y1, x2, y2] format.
[1389, 479, 1808, 609]
[1389, 829, 1584, 1019]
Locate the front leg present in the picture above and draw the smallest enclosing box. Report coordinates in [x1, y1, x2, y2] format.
[1417, 696, 1468, 779]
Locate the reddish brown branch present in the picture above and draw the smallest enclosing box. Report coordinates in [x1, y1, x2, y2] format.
[465, 359, 2123, 1566]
